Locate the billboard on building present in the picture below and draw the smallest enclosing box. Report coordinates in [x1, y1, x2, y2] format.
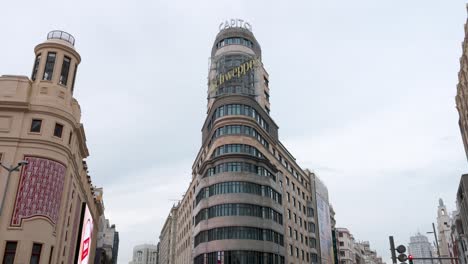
[75, 203, 93, 264]
[316, 182, 334, 264]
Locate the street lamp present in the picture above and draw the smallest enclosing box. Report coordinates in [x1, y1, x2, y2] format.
[427, 223, 442, 264]
[0, 160, 28, 215]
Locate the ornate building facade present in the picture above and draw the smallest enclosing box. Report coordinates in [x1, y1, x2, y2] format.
[157, 22, 322, 264]
[0, 30, 102, 263]
[456, 7, 468, 161]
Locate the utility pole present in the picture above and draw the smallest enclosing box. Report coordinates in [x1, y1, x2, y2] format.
[389, 236, 398, 264]
[433, 223, 441, 259]
[0, 160, 28, 215]
[427, 223, 442, 264]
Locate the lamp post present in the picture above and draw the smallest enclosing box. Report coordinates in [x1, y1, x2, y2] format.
[428, 223, 442, 264]
[0, 160, 28, 215]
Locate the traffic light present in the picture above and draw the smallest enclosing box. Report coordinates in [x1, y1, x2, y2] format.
[408, 255, 413, 264]
[396, 245, 408, 263]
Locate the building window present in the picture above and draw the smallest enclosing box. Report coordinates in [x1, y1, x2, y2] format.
[71, 64, 78, 93]
[54, 123, 63, 138]
[204, 161, 276, 181]
[68, 132, 72, 145]
[310, 237, 317, 248]
[195, 181, 281, 205]
[48, 246, 54, 264]
[340, 241, 344, 246]
[30, 119, 42, 133]
[212, 104, 270, 132]
[3, 241, 17, 264]
[216, 37, 254, 49]
[213, 144, 264, 158]
[31, 54, 41, 81]
[194, 226, 284, 247]
[194, 203, 283, 226]
[30, 243, 42, 264]
[59, 56, 71, 86]
[42, 52, 56, 81]
[308, 222, 316, 233]
[311, 253, 318, 263]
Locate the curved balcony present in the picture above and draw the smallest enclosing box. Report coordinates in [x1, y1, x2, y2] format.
[47, 30, 75, 46]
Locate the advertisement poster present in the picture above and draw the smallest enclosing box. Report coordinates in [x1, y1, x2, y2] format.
[317, 194, 334, 264]
[76, 204, 93, 264]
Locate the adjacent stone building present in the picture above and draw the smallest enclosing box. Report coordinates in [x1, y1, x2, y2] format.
[456, 5, 468, 161]
[129, 244, 158, 264]
[437, 199, 456, 264]
[337, 228, 355, 264]
[454, 174, 468, 264]
[336, 228, 385, 264]
[0, 30, 102, 263]
[408, 233, 434, 264]
[159, 206, 178, 264]
[94, 213, 119, 263]
[157, 21, 322, 264]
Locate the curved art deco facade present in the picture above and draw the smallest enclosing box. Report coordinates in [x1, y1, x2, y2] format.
[160, 25, 321, 264]
[0, 31, 101, 263]
[193, 26, 284, 264]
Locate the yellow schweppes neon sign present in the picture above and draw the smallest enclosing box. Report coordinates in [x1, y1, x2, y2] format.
[209, 58, 261, 92]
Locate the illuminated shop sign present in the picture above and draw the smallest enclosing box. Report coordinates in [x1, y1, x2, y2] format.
[219, 19, 252, 32]
[76, 204, 93, 264]
[209, 57, 260, 92]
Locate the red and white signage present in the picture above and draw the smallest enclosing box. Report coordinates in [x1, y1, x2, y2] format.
[77, 205, 93, 264]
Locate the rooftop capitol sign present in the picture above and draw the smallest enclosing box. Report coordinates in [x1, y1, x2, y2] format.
[219, 19, 252, 32]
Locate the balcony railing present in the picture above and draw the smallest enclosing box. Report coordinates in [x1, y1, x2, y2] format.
[47, 30, 75, 46]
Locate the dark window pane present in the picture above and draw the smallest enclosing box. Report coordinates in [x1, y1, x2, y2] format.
[30, 119, 42, 133]
[30, 243, 42, 264]
[59, 56, 71, 86]
[48, 246, 54, 264]
[71, 64, 78, 93]
[42, 52, 56, 81]
[54, 123, 63, 138]
[31, 54, 41, 81]
[3, 241, 17, 264]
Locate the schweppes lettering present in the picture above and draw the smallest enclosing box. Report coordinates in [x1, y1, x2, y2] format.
[209, 58, 261, 92]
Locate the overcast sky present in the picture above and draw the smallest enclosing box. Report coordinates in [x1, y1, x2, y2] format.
[2, 0, 468, 263]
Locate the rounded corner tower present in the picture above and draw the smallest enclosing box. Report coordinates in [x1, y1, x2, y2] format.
[161, 20, 321, 264]
[207, 21, 270, 116]
[31, 30, 81, 99]
[192, 20, 287, 264]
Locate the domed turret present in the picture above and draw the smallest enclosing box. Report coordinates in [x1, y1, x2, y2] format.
[31, 30, 81, 95]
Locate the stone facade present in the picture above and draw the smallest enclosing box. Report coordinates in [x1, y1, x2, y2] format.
[0, 31, 102, 263]
[456, 6, 468, 162]
[336, 228, 384, 264]
[408, 233, 434, 264]
[129, 244, 158, 264]
[454, 174, 468, 264]
[94, 210, 119, 264]
[159, 206, 178, 264]
[437, 199, 455, 264]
